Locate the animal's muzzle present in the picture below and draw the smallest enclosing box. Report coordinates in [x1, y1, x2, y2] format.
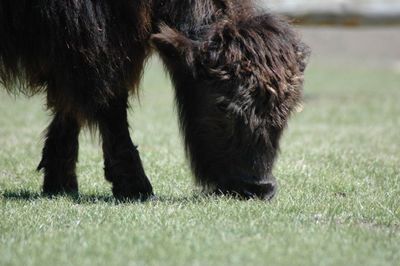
[241, 176, 277, 200]
[216, 175, 277, 200]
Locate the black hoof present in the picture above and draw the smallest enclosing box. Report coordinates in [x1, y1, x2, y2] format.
[112, 176, 154, 201]
[42, 176, 79, 196]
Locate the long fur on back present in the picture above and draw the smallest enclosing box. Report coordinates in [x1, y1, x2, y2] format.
[0, 0, 152, 116]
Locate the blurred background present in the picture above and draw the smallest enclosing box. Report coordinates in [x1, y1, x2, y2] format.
[267, 0, 400, 26]
[264, 0, 400, 70]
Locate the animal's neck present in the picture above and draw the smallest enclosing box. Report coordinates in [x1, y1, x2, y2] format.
[152, 0, 221, 37]
[151, 0, 255, 38]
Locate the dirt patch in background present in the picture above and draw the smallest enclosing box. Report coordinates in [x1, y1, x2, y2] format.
[298, 26, 400, 71]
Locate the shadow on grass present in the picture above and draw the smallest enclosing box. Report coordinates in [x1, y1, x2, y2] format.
[1, 189, 116, 204]
[1, 189, 217, 205]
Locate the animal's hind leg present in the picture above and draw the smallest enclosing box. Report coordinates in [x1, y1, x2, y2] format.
[38, 112, 81, 194]
[98, 94, 153, 200]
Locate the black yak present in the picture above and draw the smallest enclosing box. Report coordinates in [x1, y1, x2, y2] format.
[0, 0, 309, 200]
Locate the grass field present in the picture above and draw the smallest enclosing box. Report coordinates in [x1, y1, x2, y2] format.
[1, 53, 399, 265]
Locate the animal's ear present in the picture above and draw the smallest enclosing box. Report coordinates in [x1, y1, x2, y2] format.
[151, 24, 197, 67]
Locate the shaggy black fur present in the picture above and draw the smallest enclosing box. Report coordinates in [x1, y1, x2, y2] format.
[0, 0, 309, 200]
[152, 3, 310, 199]
[1, 0, 154, 200]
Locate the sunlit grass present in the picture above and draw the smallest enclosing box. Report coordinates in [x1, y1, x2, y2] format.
[0, 57, 399, 266]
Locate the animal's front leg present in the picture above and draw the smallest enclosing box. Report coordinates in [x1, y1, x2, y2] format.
[98, 94, 153, 200]
[38, 112, 80, 194]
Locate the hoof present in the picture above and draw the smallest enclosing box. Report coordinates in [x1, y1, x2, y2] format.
[42, 176, 78, 196]
[112, 175, 154, 201]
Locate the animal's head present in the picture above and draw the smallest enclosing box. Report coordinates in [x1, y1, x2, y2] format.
[152, 12, 310, 199]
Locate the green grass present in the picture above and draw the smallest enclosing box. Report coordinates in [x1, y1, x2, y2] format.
[0, 58, 399, 266]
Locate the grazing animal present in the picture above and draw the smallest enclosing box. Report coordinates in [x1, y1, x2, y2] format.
[0, 0, 309, 200]
[152, 7, 310, 199]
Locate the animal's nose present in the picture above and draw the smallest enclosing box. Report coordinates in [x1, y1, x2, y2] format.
[242, 177, 277, 200]
[215, 175, 278, 200]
